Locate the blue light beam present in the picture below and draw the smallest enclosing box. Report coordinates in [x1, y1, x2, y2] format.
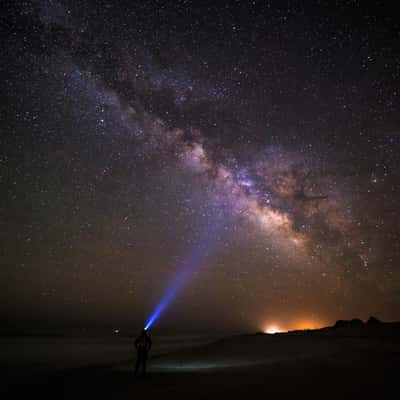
[144, 219, 221, 330]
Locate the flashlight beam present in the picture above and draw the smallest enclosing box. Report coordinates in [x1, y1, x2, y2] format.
[144, 218, 221, 330]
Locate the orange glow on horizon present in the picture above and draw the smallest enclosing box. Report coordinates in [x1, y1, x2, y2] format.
[263, 324, 284, 334]
[293, 319, 325, 331]
[262, 317, 326, 334]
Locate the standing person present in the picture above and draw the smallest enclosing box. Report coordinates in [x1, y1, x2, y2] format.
[134, 328, 152, 376]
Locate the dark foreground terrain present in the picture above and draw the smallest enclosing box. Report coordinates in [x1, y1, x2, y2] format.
[2, 323, 399, 399]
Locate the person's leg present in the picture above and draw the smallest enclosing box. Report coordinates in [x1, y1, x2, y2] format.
[134, 352, 141, 375]
[142, 352, 148, 376]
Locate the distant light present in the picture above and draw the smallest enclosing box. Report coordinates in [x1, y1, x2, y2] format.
[264, 325, 282, 334]
[114, 329, 120, 334]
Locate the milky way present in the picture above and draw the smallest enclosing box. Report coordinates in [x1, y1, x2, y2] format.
[1, 0, 399, 333]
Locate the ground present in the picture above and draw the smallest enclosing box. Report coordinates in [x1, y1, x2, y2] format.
[2, 328, 399, 399]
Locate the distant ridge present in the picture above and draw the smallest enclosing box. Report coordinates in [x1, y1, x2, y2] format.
[331, 316, 400, 329]
[255, 317, 400, 338]
[282, 316, 400, 337]
[334, 318, 364, 328]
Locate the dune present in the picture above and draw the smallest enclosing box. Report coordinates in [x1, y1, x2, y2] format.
[2, 323, 399, 399]
[149, 322, 400, 371]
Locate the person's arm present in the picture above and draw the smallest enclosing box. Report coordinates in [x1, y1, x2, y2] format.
[147, 336, 152, 350]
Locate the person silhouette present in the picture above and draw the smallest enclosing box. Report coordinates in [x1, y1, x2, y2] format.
[134, 328, 152, 376]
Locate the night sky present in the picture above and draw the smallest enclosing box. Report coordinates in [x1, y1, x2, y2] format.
[1, 0, 399, 334]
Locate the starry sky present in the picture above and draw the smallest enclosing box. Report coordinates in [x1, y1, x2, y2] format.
[1, 0, 399, 334]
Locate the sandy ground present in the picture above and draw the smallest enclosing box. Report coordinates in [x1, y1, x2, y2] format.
[2, 328, 399, 399]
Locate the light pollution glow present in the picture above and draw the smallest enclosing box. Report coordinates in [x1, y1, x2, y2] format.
[263, 318, 326, 334]
[264, 325, 284, 334]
